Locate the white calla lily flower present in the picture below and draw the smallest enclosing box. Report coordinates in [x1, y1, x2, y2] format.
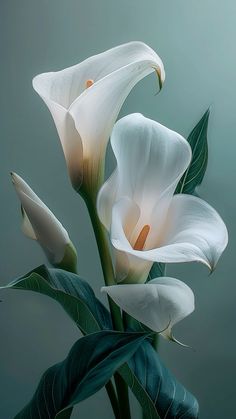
[32, 42, 165, 193]
[97, 113, 228, 283]
[11, 173, 77, 272]
[102, 277, 194, 340]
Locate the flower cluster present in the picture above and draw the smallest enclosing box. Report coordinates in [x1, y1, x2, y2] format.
[12, 41, 227, 342]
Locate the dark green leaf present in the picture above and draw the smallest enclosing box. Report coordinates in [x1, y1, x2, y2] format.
[14, 331, 149, 419]
[148, 262, 166, 281]
[119, 340, 199, 419]
[175, 109, 210, 195]
[2, 265, 112, 334]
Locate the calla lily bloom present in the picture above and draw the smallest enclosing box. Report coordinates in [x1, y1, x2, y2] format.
[32, 42, 165, 193]
[11, 173, 77, 272]
[97, 113, 228, 283]
[102, 277, 194, 340]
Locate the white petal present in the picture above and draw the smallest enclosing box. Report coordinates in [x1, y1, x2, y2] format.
[97, 113, 191, 234]
[101, 277, 194, 337]
[111, 194, 228, 271]
[111, 197, 140, 252]
[33, 42, 164, 189]
[98, 114, 192, 282]
[11, 172, 44, 205]
[97, 169, 118, 229]
[11, 172, 47, 239]
[33, 42, 164, 111]
[159, 194, 228, 270]
[21, 207, 37, 240]
[31, 91, 83, 190]
[110, 197, 152, 283]
[69, 56, 163, 159]
[12, 173, 70, 263]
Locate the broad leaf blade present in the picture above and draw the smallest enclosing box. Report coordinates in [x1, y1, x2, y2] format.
[175, 109, 210, 195]
[119, 340, 199, 419]
[14, 331, 149, 419]
[2, 265, 112, 334]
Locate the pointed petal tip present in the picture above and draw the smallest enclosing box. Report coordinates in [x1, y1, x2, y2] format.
[155, 68, 165, 90]
[208, 263, 217, 276]
[10, 173, 28, 192]
[10, 172, 20, 186]
[10, 171, 15, 183]
[201, 254, 224, 275]
[163, 330, 193, 349]
[194, 252, 222, 274]
[202, 258, 214, 272]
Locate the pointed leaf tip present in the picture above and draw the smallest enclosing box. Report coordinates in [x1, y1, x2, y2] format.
[175, 108, 210, 195]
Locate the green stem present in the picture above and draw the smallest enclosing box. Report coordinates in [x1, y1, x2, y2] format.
[114, 373, 131, 419]
[60, 231, 120, 419]
[81, 190, 131, 418]
[105, 381, 121, 419]
[152, 333, 159, 351]
[82, 192, 123, 331]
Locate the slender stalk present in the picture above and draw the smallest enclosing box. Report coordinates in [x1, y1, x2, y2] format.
[152, 333, 159, 351]
[62, 227, 120, 419]
[81, 190, 131, 418]
[114, 372, 131, 419]
[82, 192, 124, 331]
[105, 381, 121, 419]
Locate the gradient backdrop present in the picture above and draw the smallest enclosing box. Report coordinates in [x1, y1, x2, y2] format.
[1, 1, 235, 418]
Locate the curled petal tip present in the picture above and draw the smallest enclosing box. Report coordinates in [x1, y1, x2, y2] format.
[32, 42, 165, 194]
[201, 256, 218, 275]
[155, 68, 164, 91]
[201, 258, 213, 272]
[163, 329, 192, 349]
[208, 264, 216, 276]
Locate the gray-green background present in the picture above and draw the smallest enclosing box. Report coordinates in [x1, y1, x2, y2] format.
[0, 0, 235, 418]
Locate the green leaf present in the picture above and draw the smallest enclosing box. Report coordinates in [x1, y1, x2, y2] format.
[1, 265, 112, 334]
[14, 331, 149, 419]
[175, 109, 210, 195]
[119, 340, 199, 419]
[148, 262, 166, 281]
